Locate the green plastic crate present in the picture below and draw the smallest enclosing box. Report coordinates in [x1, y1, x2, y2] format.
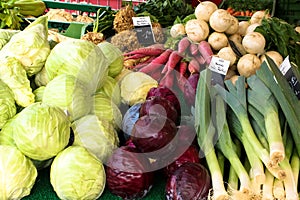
[275, 0, 300, 25]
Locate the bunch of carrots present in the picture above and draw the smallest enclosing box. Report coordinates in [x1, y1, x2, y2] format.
[226, 6, 254, 17]
[123, 37, 213, 93]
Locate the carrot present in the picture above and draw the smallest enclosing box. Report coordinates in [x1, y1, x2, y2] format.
[123, 47, 165, 57]
[232, 11, 241, 16]
[149, 67, 163, 81]
[245, 10, 251, 16]
[139, 49, 172, 73]
[162, 50, 183, 74]
[124, 53, 149, 61]
[227, 7, 235, 15]
[240, 11, 245, 16]
[188, 59, 201, 74]
[175, 70, 187, 94]
[177, 37, 191, 55]
[159, 70, 174, 89]
[189, 42, 199, 56]
[198, 41, 213, 65]
[179, 61, 188, 78]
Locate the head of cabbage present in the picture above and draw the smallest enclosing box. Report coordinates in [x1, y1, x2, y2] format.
[72, 114, 119, 162]
[0, 80, 16, 129]
[0, 145, 37, 200]
[42, 74, 92, 122]
[50, 146, 106, 200]
[96, 75, 121, 106]
[45, 39, 109, 93]
[12, 102, 71, 161]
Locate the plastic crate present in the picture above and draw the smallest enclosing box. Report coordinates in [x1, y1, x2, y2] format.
[275, 0, 300, 25]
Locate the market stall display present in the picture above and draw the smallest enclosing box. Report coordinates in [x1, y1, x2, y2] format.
[0, 0, 299, 199]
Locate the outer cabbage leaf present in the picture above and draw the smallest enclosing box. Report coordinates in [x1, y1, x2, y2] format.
[97, 41, 124, 77]
[72, 115, 119, 162]
[92, 93, 122, 130]
[34, 67, 50, 87]
[0, 56, 35, 107]
[96, 76, 121, 106]
[0, 145, 37, 200]
[45, 39, 109, 93]
[0, 118, 16, 146]
[33, 86, 45, 102]
[0, 16, 50, 76]
[13, 102, 71, 161]
[50, 146, 106, 200]
[43, 74, 92, 122]
[0, 29, 20, 50]
[0, 80, 16, 128]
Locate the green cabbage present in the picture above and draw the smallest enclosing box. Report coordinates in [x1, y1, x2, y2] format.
[0, 80, 16, 128]
[0, 29, 20, 50]
[50, 146, 106, 200]
[0, 145, 37, 200]
[92, 93, 122, 130]
[72, 115, 119, 162]
[33, 86, 45, 102]
[0, 118, 16, 146]
[13, 102, 71, 161]
[96, 75, 121, 106]
[45, 39, 109, 93]
[43, 74, 92, 122]
[0, 56, 35, 107]
[34, 67, 50, 87]
[0, 16, 50, 76]
[97, 41, 124, 77]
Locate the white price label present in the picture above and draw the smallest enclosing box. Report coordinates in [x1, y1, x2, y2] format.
[208, 56, 230, 76]
[279, 56, 291, 75]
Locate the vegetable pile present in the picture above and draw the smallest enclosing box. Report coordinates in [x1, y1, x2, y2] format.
[0, 0, 299, 200]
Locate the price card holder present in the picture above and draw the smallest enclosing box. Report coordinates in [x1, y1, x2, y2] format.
[208, 56, 230, 87]
[132, 16, 155, 45]
[279, 56, 300, 99]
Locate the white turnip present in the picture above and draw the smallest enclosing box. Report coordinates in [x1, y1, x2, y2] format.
[260, 51, 283, 67]
[242, 32, 266, 54]
[170, 23, 186, 38]
[250, 10, 270, 24]
[185, 19, 210, 42]
[217, 46, 237, 66]
[237, 54, 261, 77]
[209, 9, 233, 32]
[208, 32, 228, 51]
[228, 34, 242, 44]
[225, 16, 239, 35]
[195, 1, 218, 22]
[246, 23, 260, 34]
[238, 21, 250, 36]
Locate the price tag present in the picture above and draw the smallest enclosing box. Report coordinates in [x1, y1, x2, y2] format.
[279, 56, 300, 99]
[208, 56, 230, 86]
[132, 16, 155, 45]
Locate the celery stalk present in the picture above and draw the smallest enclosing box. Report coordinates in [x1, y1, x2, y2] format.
[256, 58, 300, 156]
[195, 69, 229, 200]
[215, 95, 252, 195]
[214, 76, 286, 180]
[247, 75, 285, 165]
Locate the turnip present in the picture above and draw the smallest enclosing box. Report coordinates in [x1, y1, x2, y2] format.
[208, 32, 228, 51]
[194, 1, 218, 22]
[237, 21, 250, 36]
[185, 19, 209, 43]
[229, 34, 242, 44]
[260, 51, 283, 67]
[230, 74, 239, 85]
[242, 32, 266, 54]
[170, 23, 186, 38]
[225, 16, 239, 35]
[295, 26, 300, 33]
[250, 10, 270, 24]
[209, 9, 233, 33]
[246, 23, 260, 34]
[217, 46, 237, 66]
[237, 54, 261, 77]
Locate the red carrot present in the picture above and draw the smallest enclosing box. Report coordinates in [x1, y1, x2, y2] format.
[177, 37, 191, 55]
[188, 59, 201, 74]
[162, 50, 183, 74]
[179, 61, 188, 78]
[149, 67, 163, 81]
[139, 49, 172, 74]
[159, 70, 174, 89]
[124, 53, 149, 61]
[198, 41, 213, 65]
[123, 47, 165, 57]
[175, 70, 187, 94]
[189, 42, 199, 56]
